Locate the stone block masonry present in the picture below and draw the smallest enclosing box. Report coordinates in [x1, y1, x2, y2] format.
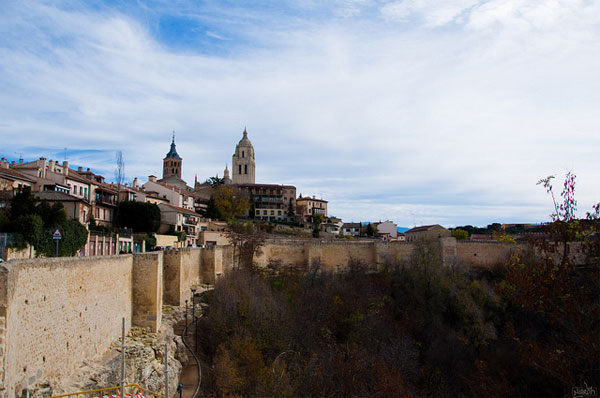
[0, 238, 525, 397]
[163, 248, 202, 306]
[132, 253, 163, 332]
[0, 256, 133, 398]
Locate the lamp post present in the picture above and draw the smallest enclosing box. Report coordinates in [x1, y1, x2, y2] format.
[185, 299, 188, 328]
[191, 287, 197, 352]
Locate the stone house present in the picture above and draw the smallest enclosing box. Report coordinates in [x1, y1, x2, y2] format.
[296, 195, 328, 225]
[405, 224, 450, 243]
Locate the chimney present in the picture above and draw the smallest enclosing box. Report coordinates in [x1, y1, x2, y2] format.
[86, 168, 90, 172]
[48, 160, 55, 171]
[132, 177, 139, 188]
[148, 175, 157, 183]
[63, 161, 69, 175]
[78, 166, 83, 172]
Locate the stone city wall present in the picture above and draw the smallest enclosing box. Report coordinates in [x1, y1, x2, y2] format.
[0, 238, 529, 397]
[456, 241, 525, 267]
[0, 256, 133, 397]
[132, 253, 163, 332]
[163, 248, 202, 305]
[254, 238, 520, 270]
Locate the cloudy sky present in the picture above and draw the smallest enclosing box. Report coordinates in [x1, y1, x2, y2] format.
[1, 0, 598, 227]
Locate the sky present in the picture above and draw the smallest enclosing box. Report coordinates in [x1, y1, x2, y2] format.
[1, 0, 598, 228]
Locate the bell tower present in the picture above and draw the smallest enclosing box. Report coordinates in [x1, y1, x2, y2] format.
[163, 133, 182, 179]
[232, 128, 255, 184]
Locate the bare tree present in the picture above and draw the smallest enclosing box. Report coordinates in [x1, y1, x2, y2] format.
[226, 222, 266, 270]
[114, 150, 125, 223]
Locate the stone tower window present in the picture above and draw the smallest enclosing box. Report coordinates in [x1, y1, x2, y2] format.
[239, 165, 242, 175]
[245, 164, 248, 174]
[242, 150, 245, 158]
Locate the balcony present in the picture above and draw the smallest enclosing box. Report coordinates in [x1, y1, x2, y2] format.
[184, 217, 198, 226]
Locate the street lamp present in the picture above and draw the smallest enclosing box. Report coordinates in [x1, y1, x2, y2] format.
[191, 287, 197, 351]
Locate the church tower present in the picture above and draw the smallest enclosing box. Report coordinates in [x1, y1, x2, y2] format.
[223, 164, 232, 184]
[163, 133, 182, 180]
[232, 128, 255, 184]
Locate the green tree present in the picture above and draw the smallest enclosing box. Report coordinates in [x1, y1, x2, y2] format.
[13, 214, 43, 247]
[35, 200, 67, 227]
[451, 228, 468, 240]
[115, 201, 161, 233]
[287, 198, 295, 218]
[204, 195, 222, 220]
[0, 209, 9, 231]
[6, 187, 87, 256]
[366, 223, 378, 237]
[9, 186, 36, 220]
[206, 175, 225, 188]
[36, 219, 88, 257]
[214, 185, 249, 223]
[312, 213, 323, 238]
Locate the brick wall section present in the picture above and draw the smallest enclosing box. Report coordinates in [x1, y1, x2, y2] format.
[0, 256, 132, 397]
[132, 253, 163, 332]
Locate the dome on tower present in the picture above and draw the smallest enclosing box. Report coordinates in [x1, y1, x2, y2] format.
[237, 127, 253, 147]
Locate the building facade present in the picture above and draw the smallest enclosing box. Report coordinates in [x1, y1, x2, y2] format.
[405, 224, 450, 242]
[235, 183, 296, 222]
[296, 195, 328, 225]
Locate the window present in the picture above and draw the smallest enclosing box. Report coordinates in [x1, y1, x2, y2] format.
[263, 210, 267, 215]
[239, 165, 242, 174]
[270, 210, 274, 215]
[79, 186, 83, 195]
[242, 150, 245, 158]
[256, 210, 260, 215]
[244, 164, 247, 174]
[278, 210, 282, 215]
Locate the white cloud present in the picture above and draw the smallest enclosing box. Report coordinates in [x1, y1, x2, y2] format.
[380, 0, 480, 26]
[0, 1, 598, 227]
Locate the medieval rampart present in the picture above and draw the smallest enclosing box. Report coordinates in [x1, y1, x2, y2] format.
[0, 239, 525, 396]
[0, 256, 133, 397]
[256, 238, 517, 270]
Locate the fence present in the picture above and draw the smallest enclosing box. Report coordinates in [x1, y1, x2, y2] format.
[49, 384, 163, 398]
[0, 232, 25, 260]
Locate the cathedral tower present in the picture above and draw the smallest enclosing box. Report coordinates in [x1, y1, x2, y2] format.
[163, 134, 182, 180]
[232, 128, 255, 184]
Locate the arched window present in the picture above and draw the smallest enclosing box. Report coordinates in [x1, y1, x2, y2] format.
[239, 165, 242, 174]
[242, 150, 245, 158]
[244, 164, 247, 174]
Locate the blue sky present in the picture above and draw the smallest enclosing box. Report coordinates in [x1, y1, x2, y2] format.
[1, 0, 599, 227]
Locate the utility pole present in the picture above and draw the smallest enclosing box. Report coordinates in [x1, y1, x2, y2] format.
[165, 343, 169, 398]
[121, 318, 125, 398]
[191, 287, 197, 352]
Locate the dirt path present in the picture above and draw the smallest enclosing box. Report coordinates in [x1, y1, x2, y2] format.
[174, 320, 200, 398]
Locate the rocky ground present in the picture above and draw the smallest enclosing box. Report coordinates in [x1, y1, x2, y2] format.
[28, 305, 189, 398]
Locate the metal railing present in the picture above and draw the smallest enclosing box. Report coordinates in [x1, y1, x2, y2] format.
[50, 383, 163, 398]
